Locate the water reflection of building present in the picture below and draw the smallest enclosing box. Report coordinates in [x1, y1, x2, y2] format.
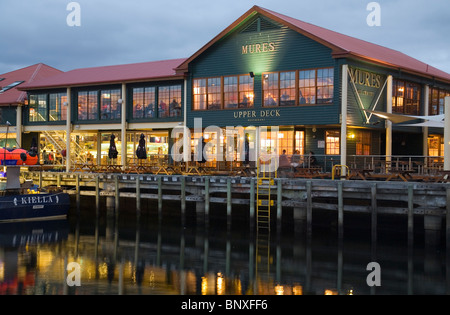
[1, 209, 447, 295]
[4, 5, 448, 170]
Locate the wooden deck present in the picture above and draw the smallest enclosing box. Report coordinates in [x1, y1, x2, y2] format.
[21, 169, 450, 237]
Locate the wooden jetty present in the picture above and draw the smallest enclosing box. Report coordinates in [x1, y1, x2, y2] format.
[23, 170, 450, 238]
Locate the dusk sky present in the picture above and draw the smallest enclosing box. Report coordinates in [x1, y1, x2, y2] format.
[1, 0, 449, 75]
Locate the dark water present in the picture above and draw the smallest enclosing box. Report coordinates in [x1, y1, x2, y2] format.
[0, 198, 448, 295]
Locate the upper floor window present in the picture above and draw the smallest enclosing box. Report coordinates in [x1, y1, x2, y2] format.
[49, 92, 67, 121]
[263, 67, 334, 107]
[133, 87, 156, 119]
[78, 91, 98, 121]
[29, 94, 47, 122]
[100, 89, 121, 120]
[429, 87, 450, 115]
[193, 74, 254, 110]
[77, 89, 121, 121]
[29, 92, 67, 122]
[392, 80, 421, 115]
[158, 85, 182, 118]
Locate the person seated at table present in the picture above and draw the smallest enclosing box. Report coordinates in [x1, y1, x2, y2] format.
[290, 150, 301, 170]
[279, 150, 290, 168]
[308, 151, 317, 167]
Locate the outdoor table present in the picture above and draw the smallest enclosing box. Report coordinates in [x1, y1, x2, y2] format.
[385, 169, 414, 182]
[349, 168, 374, 180]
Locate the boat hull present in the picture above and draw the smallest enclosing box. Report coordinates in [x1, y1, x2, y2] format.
[0, 192, 70, 222]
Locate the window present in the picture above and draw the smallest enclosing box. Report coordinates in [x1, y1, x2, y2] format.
[299, 70, 316, 104]
[78, 91, 98, 120]
[100, 89, 121, 120]
[224, 76, 238, 109]
[317, 68, 334, 104]
[326, 130, 340, 155]
[263, 68, 334, 107]
[133, 87, 156, 119]
[207, 78, 221, 110]
[356, 131, 371, 155]
[429, 87, 450, 115]
[158, 85, 181, 118]
[428, 135, 444, 157]
[280, 72, 296, 106]
[49, 93, 67, 121]
[295, 131, 305, 155]
[263, 73, 279, 107]
[29, 94, 47, 122]
[193, 79, 207, 110]
[393, 80, 421, 115]
[193, 75, 254, 110]
[239, 75, 254, 108]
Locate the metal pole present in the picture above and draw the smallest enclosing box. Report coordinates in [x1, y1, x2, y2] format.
[340, 64, 348, 176]
[444, 96, 450, 170]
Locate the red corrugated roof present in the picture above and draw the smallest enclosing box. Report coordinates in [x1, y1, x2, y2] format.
[262, 7, 450, 81]
[0, 63, 62, 105]
[21, 58, 187, 90]
[176, 6, 450, 82]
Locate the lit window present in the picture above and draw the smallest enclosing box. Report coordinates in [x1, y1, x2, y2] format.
[393, 79, 420, 115]
[326, 130, 340, 155]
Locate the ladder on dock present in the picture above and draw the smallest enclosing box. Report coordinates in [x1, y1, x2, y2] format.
[256, 158, 277, 231]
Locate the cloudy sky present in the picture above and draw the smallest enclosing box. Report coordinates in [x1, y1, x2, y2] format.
[1, 0, 449, 75]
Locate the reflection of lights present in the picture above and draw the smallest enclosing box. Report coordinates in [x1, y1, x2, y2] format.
[216, 272, 225, 295]
[201, 276, 208, 295]
[275, 284, 284, 295]
[293, 285, 303, 295]
[0, 262, 4, 282]
[324, 289, 338, 295]
[347, 289, 354, 295]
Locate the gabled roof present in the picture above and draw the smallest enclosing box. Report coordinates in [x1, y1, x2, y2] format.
[0, 63, 62, 105]
[20, 58, 187, 90]
[175, 6, 450, 83]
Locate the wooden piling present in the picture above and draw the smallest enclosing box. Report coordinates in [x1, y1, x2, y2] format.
[76, 174, 80, 207]
[205, 177, 210, 224]
[408, 184, 414, 239]
[277, 179, 282, 228]
[181, 176, 186, 218]
[115, 175, 119, 212]
[157, 176, 162, 216]
[227, 178, 232, 227]
[250, 178, 255, 228]
[95, 176, 100, 216]
[371, 183, 377, 240]
[306, 181, 312, 235]
[136, 176, 141, 215]
[337, 181, 343, 238]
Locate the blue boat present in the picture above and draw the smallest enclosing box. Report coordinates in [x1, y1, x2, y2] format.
[0, 166, 70, 222]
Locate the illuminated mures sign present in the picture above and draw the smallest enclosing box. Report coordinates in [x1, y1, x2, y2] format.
[242, 42, 276, 54]
[349, 67, 382, 89]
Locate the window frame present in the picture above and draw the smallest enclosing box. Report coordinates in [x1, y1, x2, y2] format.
[262, 67, 335, 107]
[192, 74, 254, 111]
[392, 79, 421, 115]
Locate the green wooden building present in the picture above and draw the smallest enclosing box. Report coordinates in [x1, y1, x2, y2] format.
[15, 6, 450, 170]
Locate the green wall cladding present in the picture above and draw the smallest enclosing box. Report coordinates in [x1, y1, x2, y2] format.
[186, 14, 339, 128]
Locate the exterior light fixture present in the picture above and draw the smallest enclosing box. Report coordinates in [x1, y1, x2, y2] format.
[249, 72, 254, 78]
